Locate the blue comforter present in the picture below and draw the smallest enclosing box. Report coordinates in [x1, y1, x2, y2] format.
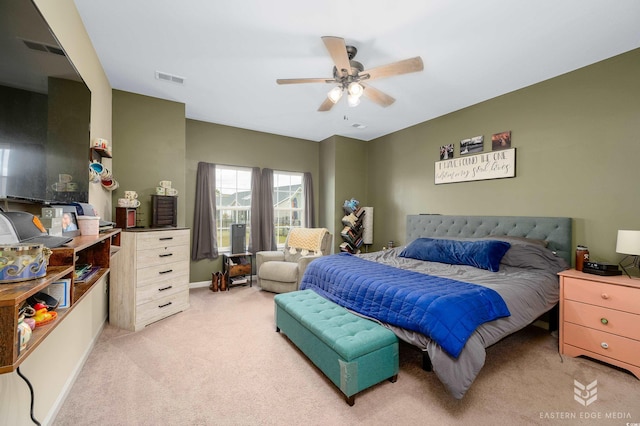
[299, 253, 510, 358]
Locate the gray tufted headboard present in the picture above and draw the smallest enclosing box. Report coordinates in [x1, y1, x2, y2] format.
[406, 215, 572, 264]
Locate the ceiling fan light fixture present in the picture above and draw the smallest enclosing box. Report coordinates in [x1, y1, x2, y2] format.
[347, 93, 361, 107]
[328, 86, 343, 104]
[348, 82, 363, 98]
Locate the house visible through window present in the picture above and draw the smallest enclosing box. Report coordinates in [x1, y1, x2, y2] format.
[215, 166, 251, 252]
[274, 171, 304, 247]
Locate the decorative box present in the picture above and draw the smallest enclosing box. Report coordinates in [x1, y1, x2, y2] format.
[0, 244, 51, 283]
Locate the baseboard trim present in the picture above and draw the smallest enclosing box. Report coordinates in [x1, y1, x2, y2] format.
[190, 280, 210, 289]
[189, 276, 257, 290]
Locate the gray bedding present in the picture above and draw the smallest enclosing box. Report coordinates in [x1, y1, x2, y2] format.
[354, 221, 570, 399]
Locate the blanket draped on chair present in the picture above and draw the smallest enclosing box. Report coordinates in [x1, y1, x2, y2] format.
[287, 228, 328, 256]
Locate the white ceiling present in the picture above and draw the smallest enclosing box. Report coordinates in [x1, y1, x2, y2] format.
[73, 0, 640, 142]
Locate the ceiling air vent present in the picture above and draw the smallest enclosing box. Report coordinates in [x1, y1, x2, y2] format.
[21, 39, 66, 56]
[155, 71, 185, 85]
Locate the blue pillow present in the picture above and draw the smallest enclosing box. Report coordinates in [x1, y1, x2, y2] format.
[399, 238, 511, 272]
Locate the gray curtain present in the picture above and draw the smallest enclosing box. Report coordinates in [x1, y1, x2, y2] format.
[248, 167, 261, 253]
[260, 168, 276, 250]
[303, 172, 314, 227]
[191, 162, 218, 260]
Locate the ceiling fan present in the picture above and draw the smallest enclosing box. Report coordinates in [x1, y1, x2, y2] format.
[276, 36, 424, 112]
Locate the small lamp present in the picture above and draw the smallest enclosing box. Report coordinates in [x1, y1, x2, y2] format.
[616, 230, 640, 279]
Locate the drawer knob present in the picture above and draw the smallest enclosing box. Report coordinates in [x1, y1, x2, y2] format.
[601, 293, 609, 300]
[601, 342, 609, 349]
[600, 318, 608, 325]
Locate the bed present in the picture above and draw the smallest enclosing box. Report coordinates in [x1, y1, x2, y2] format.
[299, 214, 571, 399]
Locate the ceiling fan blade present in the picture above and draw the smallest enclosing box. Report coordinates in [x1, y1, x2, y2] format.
[363, 56, 424, 81]
[321, 36, 352, 77]
[318, 97, 335, 112]
[361, 83, 395, 107]
[276, 78, 333, 85]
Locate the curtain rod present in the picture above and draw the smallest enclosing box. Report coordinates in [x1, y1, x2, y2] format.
[211, 163, 308, 175]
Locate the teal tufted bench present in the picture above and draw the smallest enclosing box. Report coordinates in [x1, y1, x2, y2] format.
[274, 289, 399, 406]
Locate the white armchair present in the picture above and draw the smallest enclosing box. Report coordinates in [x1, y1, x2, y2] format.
[256, 228, 332, 293]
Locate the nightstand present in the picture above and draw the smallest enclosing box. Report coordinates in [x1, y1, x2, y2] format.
[558, 269, 640, 379]
[222, 252, 253, 289]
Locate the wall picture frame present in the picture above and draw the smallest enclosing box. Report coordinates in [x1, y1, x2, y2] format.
[434, 147, 516, 184]
[492, 131, 512, 150]
[460, 135, 483, 155]
[439, 144, 454, 160]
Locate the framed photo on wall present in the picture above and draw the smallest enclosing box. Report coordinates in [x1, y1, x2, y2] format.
[439, 144, 454, 160]
[460, 135, 483, 155]
[492, 131, 511, 150]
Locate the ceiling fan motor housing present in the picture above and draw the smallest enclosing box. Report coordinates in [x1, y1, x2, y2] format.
[332, 60, 365, 81]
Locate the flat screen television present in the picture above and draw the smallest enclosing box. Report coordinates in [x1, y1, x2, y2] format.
[0, 0, 91, 205]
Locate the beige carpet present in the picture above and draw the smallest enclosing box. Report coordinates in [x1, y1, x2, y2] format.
[54, 285, 640, 426]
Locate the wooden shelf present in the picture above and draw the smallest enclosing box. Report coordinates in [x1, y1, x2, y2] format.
[90, 147, 112, 159]
[0, 229, 121, 373]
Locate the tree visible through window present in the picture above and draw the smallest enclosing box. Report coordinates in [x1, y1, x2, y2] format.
[215, 166, 251, 252]
[273, 171, 304, 247]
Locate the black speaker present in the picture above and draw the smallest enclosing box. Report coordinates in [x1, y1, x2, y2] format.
[231, 223, 246, 254]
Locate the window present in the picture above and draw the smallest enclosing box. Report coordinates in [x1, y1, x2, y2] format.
[273, 171, 305, 247]
[215, 166, 252, 252]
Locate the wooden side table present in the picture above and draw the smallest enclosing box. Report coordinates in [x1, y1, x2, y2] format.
[558, 269, 640, 379]
[222, 252, 253, 290]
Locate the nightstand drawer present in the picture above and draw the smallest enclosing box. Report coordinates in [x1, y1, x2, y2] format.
[563, 277, 640, 314]
[564, 322, 640, 367]
[564, 299, 640, 340]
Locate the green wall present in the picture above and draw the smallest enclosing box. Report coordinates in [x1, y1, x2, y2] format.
[112, 90, 186, 227]
[319, 136, 336, 235]
[321, 135, 368, 253]
[367, 48, 640, 264]
[185, 119, 319, 282]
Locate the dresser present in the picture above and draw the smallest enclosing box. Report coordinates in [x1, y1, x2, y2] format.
[558, 269, 640, 379]
[110, 228, 190, 331]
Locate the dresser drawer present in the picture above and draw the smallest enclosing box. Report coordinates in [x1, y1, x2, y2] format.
[564, 299, 640, 340]
[137, 244, 189, 268]
[563, 277, 640, 314]
[136, 291, 190, 327]
[563, 322, 640, 367]
[136, 261, 189, 288]
[136, 230, 190, 250]
[136, 278, 188, 306]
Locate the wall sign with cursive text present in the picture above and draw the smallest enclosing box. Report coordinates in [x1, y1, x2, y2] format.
[434, 148, 516, 184]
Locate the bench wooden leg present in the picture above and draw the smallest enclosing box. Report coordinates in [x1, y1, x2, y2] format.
[345, 395, 355, 406]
